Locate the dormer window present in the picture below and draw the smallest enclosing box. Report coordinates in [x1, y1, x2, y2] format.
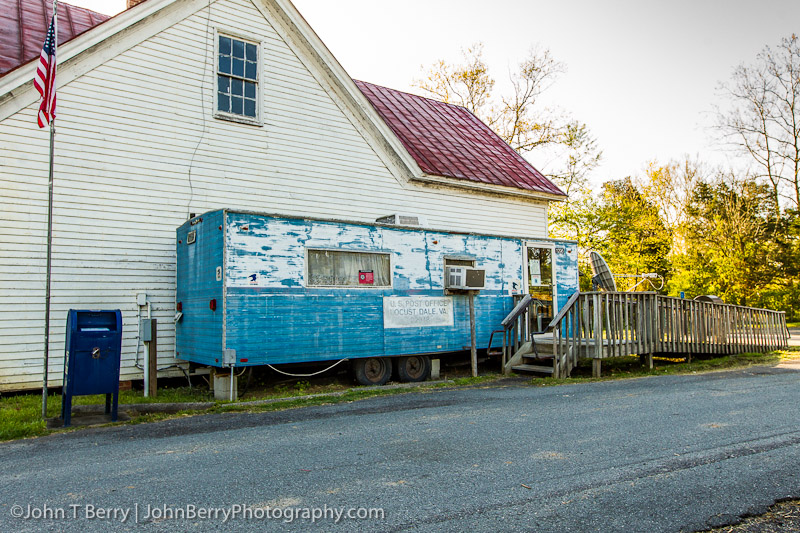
[216, 34, 259, 123]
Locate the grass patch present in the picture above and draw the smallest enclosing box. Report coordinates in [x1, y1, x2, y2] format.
[0, 385, 213, 442]
[113, 377, 506, 426]
[448, 374, 501, 387]
[215, 374, 504, 415]
[2, 349, 796, 443]
[231, 372, 501, 403]
[215, 386, 425, 415]
[704, 498, 800, 531]
[0, 374, 504, 442]
[536, 348, 798, 387]
[0, 395, 50, 441]
[240, 379, 350, 402]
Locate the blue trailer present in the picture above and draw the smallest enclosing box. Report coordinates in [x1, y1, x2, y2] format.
[176, 210, 578, 385]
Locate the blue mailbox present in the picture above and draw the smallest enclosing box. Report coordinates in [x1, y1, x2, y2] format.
[62, 310, 123, 427]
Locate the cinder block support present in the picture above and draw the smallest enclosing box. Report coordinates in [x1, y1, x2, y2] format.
[431, 359, 440, 380]
[213, 371, 237, 401]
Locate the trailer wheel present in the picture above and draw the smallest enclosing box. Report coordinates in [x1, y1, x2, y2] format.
[352, 357, 392, 386]
[395, 355, 431, 383]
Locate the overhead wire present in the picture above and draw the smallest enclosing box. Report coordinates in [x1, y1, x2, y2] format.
[266, 359, 349, 377]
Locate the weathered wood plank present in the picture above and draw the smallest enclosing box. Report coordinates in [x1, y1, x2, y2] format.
[516, 291, 786, 381]
[623, 295, 629, 355]
[593, 294, 602, 361]
[607, 295, 612, 359]
[670, 298, 677, 353]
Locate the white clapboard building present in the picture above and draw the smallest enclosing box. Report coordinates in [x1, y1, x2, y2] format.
[0, 0, 565, 391]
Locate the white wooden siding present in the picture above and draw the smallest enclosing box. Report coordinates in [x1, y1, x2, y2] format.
[0, 0, 549, 391]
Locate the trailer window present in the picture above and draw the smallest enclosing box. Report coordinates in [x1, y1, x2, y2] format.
[307, 250, 391, 287]
[444, 257, 476, 268]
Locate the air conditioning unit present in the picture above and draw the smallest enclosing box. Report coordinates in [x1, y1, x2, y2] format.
[445, 266, 486, 290]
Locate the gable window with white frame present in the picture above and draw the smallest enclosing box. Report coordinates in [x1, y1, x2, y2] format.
[216, 33, 259, 122]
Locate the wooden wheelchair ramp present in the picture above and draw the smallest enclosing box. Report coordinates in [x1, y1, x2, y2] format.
[499, 293, 790, 379]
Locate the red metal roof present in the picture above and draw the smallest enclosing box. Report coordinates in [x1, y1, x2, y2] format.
[0, 3, 564, 197]
[355, 80, 565, 196]
[0, 0, 110, 77]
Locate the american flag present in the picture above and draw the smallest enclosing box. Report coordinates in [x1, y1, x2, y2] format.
[34, 16, 57, 128]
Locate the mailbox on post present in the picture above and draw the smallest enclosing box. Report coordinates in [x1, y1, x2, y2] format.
[62, 310, 123, 427]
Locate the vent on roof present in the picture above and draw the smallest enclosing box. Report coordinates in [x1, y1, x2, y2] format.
[376, 214, 426, 226]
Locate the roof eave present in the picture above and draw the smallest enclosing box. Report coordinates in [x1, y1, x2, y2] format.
[0, 0, 175, 97]
[414, 173, 567, 202]
[0, 0, 559, 207]
[0, 0, 423, 186]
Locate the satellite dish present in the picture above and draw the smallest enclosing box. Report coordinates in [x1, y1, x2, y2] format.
[589, 251, 617, 291]
[694, 294, 724, 304]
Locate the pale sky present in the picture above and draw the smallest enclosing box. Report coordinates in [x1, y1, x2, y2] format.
[69, 0, 800, 184]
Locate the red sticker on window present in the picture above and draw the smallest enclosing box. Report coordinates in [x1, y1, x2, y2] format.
[359, 271, 374, 284]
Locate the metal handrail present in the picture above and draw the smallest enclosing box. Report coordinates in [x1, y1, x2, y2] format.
[487, 329, 504, 356]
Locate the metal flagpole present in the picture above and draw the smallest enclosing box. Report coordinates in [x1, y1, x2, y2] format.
[42, 0, 58, 420]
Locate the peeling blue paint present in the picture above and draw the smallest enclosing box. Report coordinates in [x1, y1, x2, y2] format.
[176, 210, 578, 367]
[415, 276, 430, 287]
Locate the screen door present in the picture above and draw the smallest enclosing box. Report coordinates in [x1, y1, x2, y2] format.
[526, 245, 555, 329]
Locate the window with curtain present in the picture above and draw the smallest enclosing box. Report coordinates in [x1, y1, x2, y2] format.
[307, 250, 391, 287]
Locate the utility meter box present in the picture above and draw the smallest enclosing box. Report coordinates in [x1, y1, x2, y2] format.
[61, 310, 123, 426]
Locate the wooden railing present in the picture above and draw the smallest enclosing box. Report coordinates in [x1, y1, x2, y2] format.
[547, 292, 789, 378]
[500, 295, 545, 369]
[656, 297, 789, 355]
[548, 292, 657, 377]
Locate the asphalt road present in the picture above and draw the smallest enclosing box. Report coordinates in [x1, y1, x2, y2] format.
[1, 367, 799, 532]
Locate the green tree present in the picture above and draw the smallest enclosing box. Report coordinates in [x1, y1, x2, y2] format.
[592, 178, 672, 291]
[637, 159, 703, 238]
[549, 121, 603, 197]
[547, 122, 604, 257]
[760, 208, 800, 316]
[671, 176, 778, 305]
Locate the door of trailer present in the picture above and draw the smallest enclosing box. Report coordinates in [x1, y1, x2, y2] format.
[524, 242, 557, 330]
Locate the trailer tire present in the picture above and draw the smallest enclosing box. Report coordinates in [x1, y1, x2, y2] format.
[352, 357, 392, 386]
[395, 355, 431, 383]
